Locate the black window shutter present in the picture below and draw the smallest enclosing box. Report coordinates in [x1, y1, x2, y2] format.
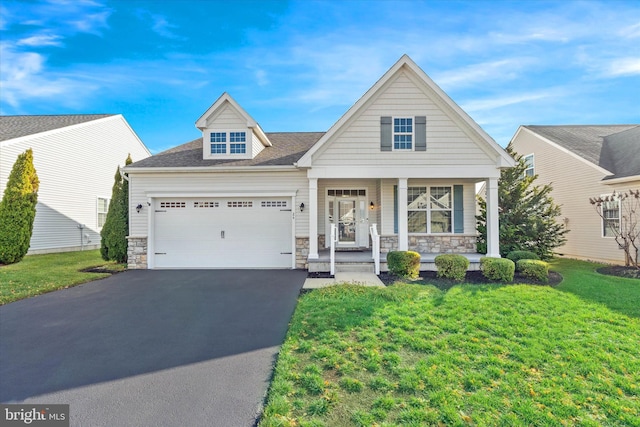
[381, 116, 392, 151]
[415, 116, 426, 151]
[453, 185, 464, 233]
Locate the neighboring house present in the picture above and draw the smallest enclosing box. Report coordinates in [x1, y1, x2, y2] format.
[510, 125, 640, 265]
[0, 115, 151, 254]
[125, 55, 515, 270]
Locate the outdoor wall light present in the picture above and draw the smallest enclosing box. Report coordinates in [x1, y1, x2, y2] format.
[299, 203, 305, 212]
[370, 201, 375, 210]
[136, 204, 143, 213]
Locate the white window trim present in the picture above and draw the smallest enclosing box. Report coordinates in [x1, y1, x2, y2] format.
[205, 129, 250, 159]
[407, 186, 453, 234]
[97, 196, 110, 229]
[600, 194, 620, 238]
[392, 117, 414, 151]
[524, 153, 535, 177]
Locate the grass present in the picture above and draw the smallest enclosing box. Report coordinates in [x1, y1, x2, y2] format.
[553, 258, 640, 318]
[261, 261, 640, 426]
[0, 250, 124, 305]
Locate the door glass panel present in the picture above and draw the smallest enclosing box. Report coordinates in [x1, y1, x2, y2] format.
[338, 200, 356, 243]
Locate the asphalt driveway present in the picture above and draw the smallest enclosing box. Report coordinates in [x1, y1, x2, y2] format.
[0, 269, 306, 426]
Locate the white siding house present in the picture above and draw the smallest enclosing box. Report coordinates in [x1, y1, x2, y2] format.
[0, 115, 151, 254]
[125, 55, 515, 270]
[510, 125, 640, 265]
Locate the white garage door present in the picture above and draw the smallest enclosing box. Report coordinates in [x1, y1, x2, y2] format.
[153, 197, 293, 268]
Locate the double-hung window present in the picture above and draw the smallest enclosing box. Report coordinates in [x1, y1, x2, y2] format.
[602, 197, 620, 237]
[229, 132, 246, 154]
[393, 118, 413, 150]
[210, 132, 227, 154]
[407, 186, 452, 233]
[210, 131, 247, 155]
[524, 154, 535, 177]
[97, 197, 109, 228]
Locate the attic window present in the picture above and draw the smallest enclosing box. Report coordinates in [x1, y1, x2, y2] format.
[393, 118, 413, 150]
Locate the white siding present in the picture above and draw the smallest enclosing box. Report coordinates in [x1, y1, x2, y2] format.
[312, 71, 497, 169]
[512, 129, 640, 264]
[0, 116, 151, 253]
[128, 170, 309, 237]
[251, 132, 265, 158]
[204, 103, 246, 128]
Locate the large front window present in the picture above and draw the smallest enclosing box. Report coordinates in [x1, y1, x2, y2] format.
[407, 186, 452, 233]
[602, 198, 620, 237]
[393, 118, 413, 150]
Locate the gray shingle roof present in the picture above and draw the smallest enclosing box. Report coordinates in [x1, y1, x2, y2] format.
[129, 132, 325, 168]
[0, 115, 114, 142]
[524, 125, 640, 179]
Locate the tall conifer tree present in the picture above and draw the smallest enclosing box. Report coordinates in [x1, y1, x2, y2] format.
[100, 154, 132, 262]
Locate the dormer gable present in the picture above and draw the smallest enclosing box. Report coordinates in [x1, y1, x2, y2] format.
[196, 92, 271, 160]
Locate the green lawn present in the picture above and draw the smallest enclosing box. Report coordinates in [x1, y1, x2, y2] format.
[261, 261, 640, 426]
[0, 250, 123, 305]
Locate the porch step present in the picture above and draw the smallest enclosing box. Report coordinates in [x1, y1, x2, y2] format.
[335, 263, 375, 273]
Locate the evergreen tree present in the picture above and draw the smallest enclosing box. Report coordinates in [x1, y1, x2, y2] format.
[100, 154, 132, 263]
[476, 145, 568, 260]
[0, 149, 39, 264]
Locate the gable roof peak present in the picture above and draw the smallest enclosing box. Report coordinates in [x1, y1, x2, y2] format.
[195, 92, 271, 147]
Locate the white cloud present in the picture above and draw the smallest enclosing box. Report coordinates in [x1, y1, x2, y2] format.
[461, 91, 559, 113]
[606, 58, 640, 77]
[17, 34, 63, 47]
[619, 22, 640, 39]
[434, 58, 535, 89]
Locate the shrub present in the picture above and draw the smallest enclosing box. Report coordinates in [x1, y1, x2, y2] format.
[434, 254, 469, 281]
[387, 251, 421, 279]
[507, 250, 540, 263]
[101, 155, 132, 263]
[517, 259, 549, 283]
[480, 257, 515, 282]
[0, 149, 39, 264]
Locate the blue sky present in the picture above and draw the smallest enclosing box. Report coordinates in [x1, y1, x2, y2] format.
[1, 0, 639, 154]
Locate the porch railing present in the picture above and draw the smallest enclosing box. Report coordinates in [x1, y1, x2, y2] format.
[370, 223, 380, 275]
[330, 223, 337, 276]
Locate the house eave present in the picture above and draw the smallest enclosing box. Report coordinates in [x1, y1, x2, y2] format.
[601, 175, 640, 185]
[124, 165, 300, 174]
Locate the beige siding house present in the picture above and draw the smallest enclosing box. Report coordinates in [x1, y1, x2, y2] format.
[125, 55, 515, 271]
[0, 115, 151, 254]
[510, 125, 640, 265]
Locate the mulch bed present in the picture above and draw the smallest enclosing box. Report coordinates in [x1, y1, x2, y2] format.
[378, 270, 563, 289]
[597, 265, 640, 280]
[308, 270, 562, 289]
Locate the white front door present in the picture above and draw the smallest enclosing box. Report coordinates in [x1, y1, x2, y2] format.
[327, 190, 369, 248]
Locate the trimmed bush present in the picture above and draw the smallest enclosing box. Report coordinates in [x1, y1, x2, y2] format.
[434, 254, 469, 281]
[480, 257, 515, 282]
[507, 250, 540, 263]
[517, 259, 549, 283]
[0, 149, 39, 264]
[387, 251, 421, 279]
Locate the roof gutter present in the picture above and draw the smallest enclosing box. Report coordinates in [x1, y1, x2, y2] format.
[124, 165, 301, 174]
[601, 175, 640, 185]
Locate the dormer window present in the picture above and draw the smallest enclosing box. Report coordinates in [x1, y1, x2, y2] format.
[209, 131, 247, 155]
[394, 118, 413, 150]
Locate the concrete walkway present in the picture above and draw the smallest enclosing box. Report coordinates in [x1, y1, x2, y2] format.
[303, 272, 385, 289]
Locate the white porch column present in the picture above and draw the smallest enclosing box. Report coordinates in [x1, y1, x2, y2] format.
[398, 178, 408, 251]
[486, 178, 501, 257]
[308, 178, 319, 259]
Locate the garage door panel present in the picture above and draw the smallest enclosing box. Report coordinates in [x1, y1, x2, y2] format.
[153, 198, 292, 268]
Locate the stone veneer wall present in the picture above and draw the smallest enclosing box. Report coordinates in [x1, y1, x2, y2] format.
[127, 237, 148, 269]
[295, 237, 309, 269]
[409, 235, 477, 253]
[380, 235, 477, 253]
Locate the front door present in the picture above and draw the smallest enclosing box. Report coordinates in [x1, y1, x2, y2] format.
[327, 189, 369, 248]
[337, 199, 357, 245]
